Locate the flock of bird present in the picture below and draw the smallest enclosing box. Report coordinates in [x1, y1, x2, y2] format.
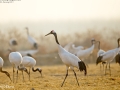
[0, 29, 120, 87]
[0, 27, 42, 83]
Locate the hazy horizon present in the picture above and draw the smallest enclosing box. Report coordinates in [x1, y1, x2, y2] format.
[0, 19, 120, 36]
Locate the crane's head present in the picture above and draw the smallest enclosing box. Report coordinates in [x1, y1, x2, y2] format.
[23, 68, 29, 75]
[91, 38, 96, 44]
[45, 30, 56, 36]
[117, 38, 120, 42]
[37, 68, 42, 77]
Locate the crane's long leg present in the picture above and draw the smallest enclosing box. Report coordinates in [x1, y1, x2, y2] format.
[105, 63, 108, 75]
[16, 70, 18, 83]
[13, 66, 15, 83]
[73, 70, 79, 86]
[29, 68, 30, 81]
[61, 69, 68, 87]
[103, 63, 105, 71]
[22, 71, 24, 81]
[100, 63, 101, 71]
[109, 63, 111, 76]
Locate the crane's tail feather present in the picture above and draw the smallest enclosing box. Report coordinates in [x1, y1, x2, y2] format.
[96, 56, 103, 65]
[78, 61, 87, 76]
[115, 54, 120, 65]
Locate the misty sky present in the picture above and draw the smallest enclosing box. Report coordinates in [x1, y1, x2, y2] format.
[0, 0, 120, 35]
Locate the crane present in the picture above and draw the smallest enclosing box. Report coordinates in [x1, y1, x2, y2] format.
[25, 27, 38, 49]
[9, 52, 29, 83]
[21, 56, 42, 81]
[96, 38, 120, 75]
[0, 57, 12, 81]
[45, 30, 87, 87]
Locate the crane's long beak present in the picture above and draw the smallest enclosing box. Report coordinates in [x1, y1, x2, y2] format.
[39, 70, 42, 77]
[45, 32, 51, 36]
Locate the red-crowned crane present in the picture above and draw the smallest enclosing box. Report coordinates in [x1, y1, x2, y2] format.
[9, 52, 29, 83]
[21, 56, 42, 81]
[96, 38, 120, 75]
[25, 27, 38, 49]
[0, 57, 12, 81]
[45, 30, 87, 87]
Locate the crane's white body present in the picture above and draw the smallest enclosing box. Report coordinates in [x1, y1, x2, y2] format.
[9, 52, 23, 68]
[76, 44, 95, 59]
[58, 45, 81, 68]
[100, 48, 120, 63]
[21, 56, 36, 68]
[0, 57, 4, 67]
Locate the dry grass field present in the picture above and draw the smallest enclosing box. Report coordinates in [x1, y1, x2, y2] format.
[0, 63, 120, 90]
[0, 29, 120, 90]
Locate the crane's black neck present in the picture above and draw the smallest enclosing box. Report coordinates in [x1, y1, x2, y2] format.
[32, 67, 39, 72]
[0, 67, 9, 75]
[53, 33, 60, 45]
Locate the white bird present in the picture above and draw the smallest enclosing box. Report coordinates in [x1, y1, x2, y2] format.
[0, 57, 12, 81]
[76, 38, 96, 61]
[45, 30, 87, 87]
[96, 41, 106, 70]
[9, 38, 18, 46]
[21, 56, 42, 81]
[9, 52, 29, 83]
[25, 27, 38, 49]
[96, 38, 120, 75]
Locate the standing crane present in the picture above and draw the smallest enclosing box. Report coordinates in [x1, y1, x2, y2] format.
[0, 57, 12, 81]
[9, 52, 29, 83]
[25, 27, 38, 49]
[96, 41, 106, 70]
[96, 38, 120, 75]
[21, 56, 42, 81]
[45, 30, 87, 87]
